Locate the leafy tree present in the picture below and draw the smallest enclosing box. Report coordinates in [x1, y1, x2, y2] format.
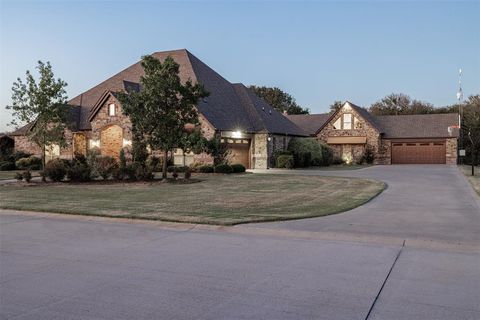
[461, 95, 480, 174]
[329, 100, 343, 113]
[6, 61, 68, 170]
[369, 93, 434, 115]
[117, 55, 209, 179]
[248, 85, 309, 114]
[204, 136, 230, 165]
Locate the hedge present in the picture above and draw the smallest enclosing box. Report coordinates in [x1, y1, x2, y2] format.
[231, 164, 246, 173]
[276, 154, 294, 169]
[214, 164, 233, 174]
[287, 138, 333, 167]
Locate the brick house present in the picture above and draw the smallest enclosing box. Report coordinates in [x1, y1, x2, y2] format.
[10, 49, 307, 169]
[287, 101, 459, 165]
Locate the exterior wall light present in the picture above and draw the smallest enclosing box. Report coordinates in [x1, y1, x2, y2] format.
[89, 139, 100, 149]
[232, 130, 242, 138]
[122, 138, 132, 147]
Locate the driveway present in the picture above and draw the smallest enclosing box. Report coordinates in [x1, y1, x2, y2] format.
[248, 165, 480, 245]
[1, 165, 479, 320]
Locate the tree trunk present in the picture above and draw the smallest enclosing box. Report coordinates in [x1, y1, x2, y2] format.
[162, 150, 168, 180]
[41, 144, 46, 182]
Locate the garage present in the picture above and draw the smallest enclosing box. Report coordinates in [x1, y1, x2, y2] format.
[223, 138, 251, 169]
[392, 141, 446, 164]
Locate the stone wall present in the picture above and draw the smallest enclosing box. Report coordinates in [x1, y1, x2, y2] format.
[13, 136, 42, 156]
[446, 138, 458, 165]
[251, 133, 268, 169]
[317, 105, 384, 164]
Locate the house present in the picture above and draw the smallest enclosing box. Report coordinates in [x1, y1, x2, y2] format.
[10, 49, 307, 169]
[287, 101, 459, 164]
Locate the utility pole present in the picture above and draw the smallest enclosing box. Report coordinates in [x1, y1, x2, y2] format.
[456, 69, 464, 164]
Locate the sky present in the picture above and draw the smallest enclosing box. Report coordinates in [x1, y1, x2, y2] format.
[1, 0, 479, 132]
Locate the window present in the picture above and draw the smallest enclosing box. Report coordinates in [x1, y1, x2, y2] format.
[343, 114, 352, 130]
[333, 118, 342, 129]
[108, 103, 115, 116]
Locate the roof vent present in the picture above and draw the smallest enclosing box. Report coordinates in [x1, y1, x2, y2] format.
[262, 106, 265, 111]
[269, 110, 272, 115]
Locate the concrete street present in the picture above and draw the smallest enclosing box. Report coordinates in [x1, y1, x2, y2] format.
[1, 165, 479, 319]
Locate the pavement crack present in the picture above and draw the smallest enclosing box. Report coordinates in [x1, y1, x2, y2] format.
[365, 239, 406, 320]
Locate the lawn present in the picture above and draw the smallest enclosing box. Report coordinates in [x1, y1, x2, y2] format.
[0, 170, 40, 181]
[460, 165, 480, 195]
[0, 174, 385, 225]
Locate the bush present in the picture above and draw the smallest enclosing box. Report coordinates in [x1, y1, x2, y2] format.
[13, 151, 31, 161]
[97, 156, 118, 180]
[332, 156, 344, 165]
[44, 159, 67, 182]
[276, 154, 294, 169]
[15, 172, 23, 181]
[124, 162, 153, 181]
[363, 145, 375, 164]
[0, 161, 15, 171]
[172, 167, 179, 180]
[214, 164, 233, 174]
[15, 156, 42, 170]
[184, 168, 191, 180]
[287, 138, 334, 167]
[146, 156, 161, 172]
[198, 165, 214, 173]
[86, 148, 101, 179]
[66, 163, 91, 182]
[231, 164, 246, 173]
[167, 165, 188, 173]
[22, 170, 32, 182]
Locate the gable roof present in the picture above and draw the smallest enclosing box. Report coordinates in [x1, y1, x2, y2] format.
[376, 113, 459, 138]
[287, 102, 459, 139]
[286, 113, 330, 136]
[68, 49, 305, 136]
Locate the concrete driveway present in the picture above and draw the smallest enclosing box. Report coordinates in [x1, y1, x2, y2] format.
[247, 165, 480, 244]
[1, 165, 479, 320]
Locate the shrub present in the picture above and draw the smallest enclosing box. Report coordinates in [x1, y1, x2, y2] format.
[22, 170, 32, 182]
[13, 151, 31, 161]
[184, 168, 191, 180]
[44, 159, 67, 182]
[97, 156, 118, 180]
[320, 143, 333, 166]
[276, 154, 294, 169]
[14, 172, 23, 181]
[167, 165, 188, 173]
[214, 164, 233, 174]
[287, 138, 334, 167]
[0, 161, 15, 171]
[332, 156, 344, 165]
[66, 163, 91, 182]
[363, 145, 375, 164]
[146, 155, 161, 172]
[198, 165, 214, 173]
[172, 167, 179, 180]
[124, 162, 153, 181]
[231, 164, 246, 173]
[86, 148, 101, 179]
[15, 156, 42, 170]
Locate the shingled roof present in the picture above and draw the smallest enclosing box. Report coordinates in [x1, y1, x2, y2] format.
[68, 49, 305, 136]
[376, 113, 459, 138]
[286, 102, 459, 139]
[286, 113, 330, 136]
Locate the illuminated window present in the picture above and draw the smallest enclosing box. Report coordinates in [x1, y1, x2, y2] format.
[108, 103, 115, 116]
[333, 118, 342, 129]
[343, 114, 352, 130]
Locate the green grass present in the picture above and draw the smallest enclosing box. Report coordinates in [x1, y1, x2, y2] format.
[460, 165, 480, 196]
[0, 170, 40, 181]
[0, 174, 385, 225]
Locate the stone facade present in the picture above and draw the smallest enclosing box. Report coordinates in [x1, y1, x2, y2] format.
[251, 134, 268, 169]
[13, 136, 42, 156]
[446, 138, 458, 165]
[90, 95, 132, 158]
[317, 104, 383, 164]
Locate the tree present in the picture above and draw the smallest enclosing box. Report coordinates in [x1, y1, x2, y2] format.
[204, 136, 230, 165]
[369, 93, 434, 115]
[117, 55, 209, 179]
[329, 100, 343, 113]
[461, 95, 480, 174]
[248, 85, 309, 114]
[7, 61, 68, 170]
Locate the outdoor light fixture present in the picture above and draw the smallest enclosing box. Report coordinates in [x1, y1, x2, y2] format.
[89, 140, 100, 149]
[267, 136, 272, 142]
[122, 138, 132, 147]
[232, 130, 242, 138]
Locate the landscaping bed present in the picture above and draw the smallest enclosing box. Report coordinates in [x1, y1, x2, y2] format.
[0, 174, 385, 225]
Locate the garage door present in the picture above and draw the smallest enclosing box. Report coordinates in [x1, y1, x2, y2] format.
[226, 140, 251, 168]
[392, 141, 446, 164]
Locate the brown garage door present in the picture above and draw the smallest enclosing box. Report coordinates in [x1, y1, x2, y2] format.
[392, 141, 446, 164]
[227, 140, 251, 168]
